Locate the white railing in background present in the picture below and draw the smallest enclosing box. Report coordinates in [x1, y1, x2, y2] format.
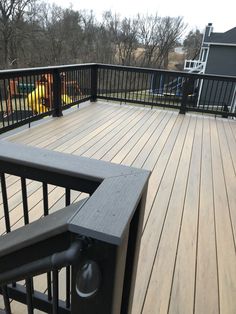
[184, 60, 206, 73]
[231, 85, 236, 115]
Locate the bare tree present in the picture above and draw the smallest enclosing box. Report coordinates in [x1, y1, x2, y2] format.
[79, 10, 100, 62]
[137, 14, 160, 67]
[154, 16, 186, 68]
[103, 11, 139, 65]
[61, 8, 82, 63]
[138, 15, 186, 69]
[0, 0, 31, 68]
[183, 28, 203, 59]
[118, 17, 139, 65]
[0, 2, 188, 70]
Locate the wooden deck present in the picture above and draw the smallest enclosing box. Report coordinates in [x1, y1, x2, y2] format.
[1, 101, 236, 314]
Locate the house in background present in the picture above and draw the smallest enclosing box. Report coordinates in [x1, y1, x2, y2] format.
[184, 23, 236, 112]
[184, 23, 236, 76]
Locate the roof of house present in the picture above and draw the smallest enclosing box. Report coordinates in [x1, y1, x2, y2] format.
[206, 27, 236, 45]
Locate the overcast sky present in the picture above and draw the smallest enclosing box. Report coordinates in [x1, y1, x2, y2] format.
[48, 0, 235, 34]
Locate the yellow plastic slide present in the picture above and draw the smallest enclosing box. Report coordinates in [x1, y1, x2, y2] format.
[27, 84, 72, 113]
[61, 94, 72, 105]
[27, 84, 47, 113]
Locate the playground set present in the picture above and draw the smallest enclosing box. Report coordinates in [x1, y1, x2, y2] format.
[1, 72, 81, 121]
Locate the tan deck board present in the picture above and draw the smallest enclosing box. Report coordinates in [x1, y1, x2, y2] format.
[168, 116, 201, 314]
[111, 110, 163, 164]
[131, 114, 187, 313]
[10, 102, 113, 144]
[223, 120, 236, 172]
[211, 119, 236, 313]
[91, 108, 152, 161]
[142, 115, 184, 226]
[75, 107, 138, 156]
[65, 106, 145, 156]
[140, 115, 194, 314]
[52, 106, 137, 154]
[216, 119, 236, 243]
[21, 105, 122, 149]
[80, 108, 143, 157]
[1, 102, 236, 313]
[228, 118, 236, 135]
[127, 111, 176, 169]
[194, 117, 219, 314]
[122, 111, 167, 165]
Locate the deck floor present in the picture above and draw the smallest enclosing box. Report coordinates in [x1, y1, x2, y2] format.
[1, 101, 236, 314]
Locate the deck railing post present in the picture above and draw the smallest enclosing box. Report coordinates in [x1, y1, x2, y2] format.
[179, 76, 195, 115]
[70, 231, 130, 314]
[179, 77, 189, 114]
[69, 187, 148, 314]
[124, 187, 148, 314]
[222, 103, 229, 118]
[90, 64, 98, 102]
[52, 69, 63, 117]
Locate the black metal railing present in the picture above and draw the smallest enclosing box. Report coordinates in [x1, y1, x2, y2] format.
[96, 64, 236, 117]
[0, 141, 149, 313]
[1, 63, 236, 134]
[0, 65, 91, 134]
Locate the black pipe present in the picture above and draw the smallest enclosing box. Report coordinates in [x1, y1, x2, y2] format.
[0, 241, 83, 286]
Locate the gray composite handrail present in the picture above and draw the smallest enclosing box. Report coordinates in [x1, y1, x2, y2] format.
[0, 141, 150, 246]
[0, 200, 87, 259]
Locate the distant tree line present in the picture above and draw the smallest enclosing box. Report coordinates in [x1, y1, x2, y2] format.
[0, 0, 203, 70]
